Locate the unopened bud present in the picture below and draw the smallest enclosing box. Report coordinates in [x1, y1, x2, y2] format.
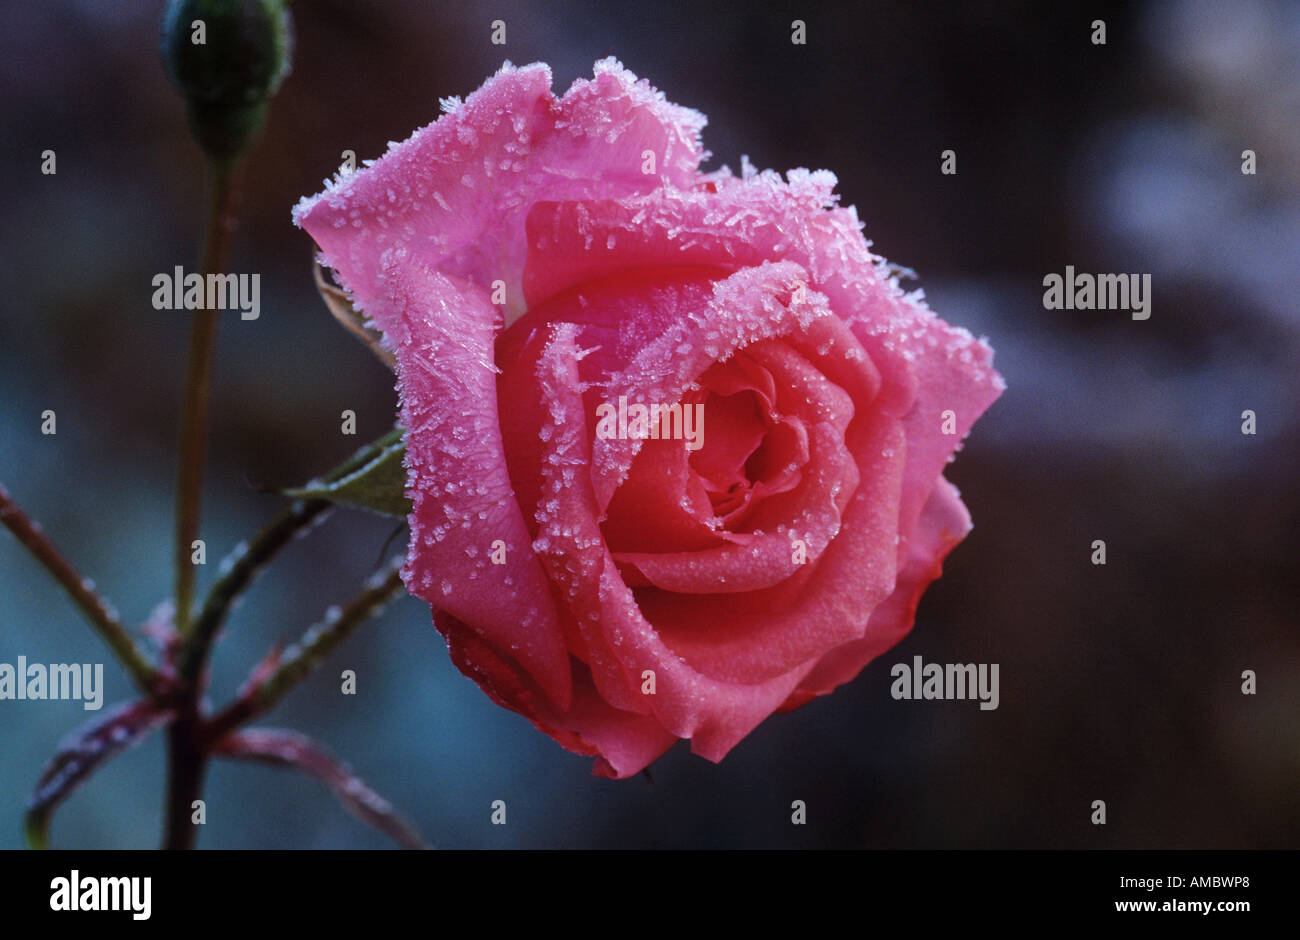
[161, 0, 293, 162]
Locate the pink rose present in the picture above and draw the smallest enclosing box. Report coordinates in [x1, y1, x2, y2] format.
[294, 59, 1003, 778]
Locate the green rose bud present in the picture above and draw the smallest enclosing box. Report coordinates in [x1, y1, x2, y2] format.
[161, 0, 293, 162]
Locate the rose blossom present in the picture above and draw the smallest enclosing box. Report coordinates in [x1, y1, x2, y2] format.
[294, 59, 1004, 778]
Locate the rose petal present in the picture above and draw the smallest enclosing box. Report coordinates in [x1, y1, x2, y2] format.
[372, 257, 573, 710]
[635, 407, 903, 683]
[861, 297, 1002, 545]
[779, 475, 973, 709]
[295, 58, 706, 322]
[613, 414, 853, 596]
[438, 612, 676, 778]
[501, 321, 652, 716]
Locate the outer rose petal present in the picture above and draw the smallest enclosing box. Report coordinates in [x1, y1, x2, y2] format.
[294, 58, 705, 322]
[867, 297, 1001, 542]
[368, 256, 573, 710]
[438, 612, 676, 779]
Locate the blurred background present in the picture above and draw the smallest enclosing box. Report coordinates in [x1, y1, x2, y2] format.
[0, 0, 1296, 848]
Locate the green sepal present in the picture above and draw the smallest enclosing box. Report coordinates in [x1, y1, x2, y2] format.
[285, 430, 411, 518]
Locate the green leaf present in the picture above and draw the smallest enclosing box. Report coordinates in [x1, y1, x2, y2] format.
[285, 434, 410, 518]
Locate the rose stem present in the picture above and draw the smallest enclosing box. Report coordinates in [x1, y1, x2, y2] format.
[165, 154, 243, 850]
[162, 429, 405, 849]
[173, 158, 239, 637]
[176, 426, 404, 685]
[203, 560, 406, 744]
[0, 483, 159, 692]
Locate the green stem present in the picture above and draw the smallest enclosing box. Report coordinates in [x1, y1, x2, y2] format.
[174, 158, 239, 635]
[176, 427, 403, 685]
[24, 813, 49, 851]
[205, 560, 405, 742]
[159, 428, 406, 848]
[157, 426, 403, 847]
[0, 483, 158, 692]
[178, 498, 331, 684]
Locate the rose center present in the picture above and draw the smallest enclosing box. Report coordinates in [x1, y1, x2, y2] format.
[688, 365, 809, 529]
